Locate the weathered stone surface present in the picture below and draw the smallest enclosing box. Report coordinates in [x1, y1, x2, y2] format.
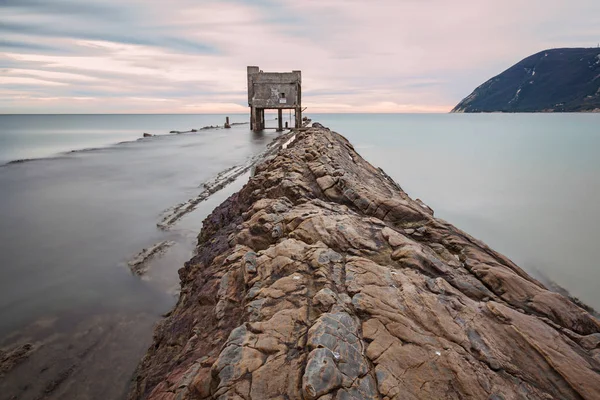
[130, 125, 600, 400]
[0, 343, 35, 377]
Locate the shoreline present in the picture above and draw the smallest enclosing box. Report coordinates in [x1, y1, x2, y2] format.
[130, 123, 600, 399]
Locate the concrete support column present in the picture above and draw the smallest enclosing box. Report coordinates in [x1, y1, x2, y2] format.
[295, 107, 302, 128]
[252, 107, 263, 132]
[277, 109, 283, 131]
[260, 109, 265, 130]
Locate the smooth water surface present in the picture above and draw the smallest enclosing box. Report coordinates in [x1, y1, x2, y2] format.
[0, 114, 279, 399]
[0, 114, 251, 165]
[0, 115, 273, 335]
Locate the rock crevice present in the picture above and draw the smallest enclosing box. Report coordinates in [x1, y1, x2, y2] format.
[130, 125, 600, 400]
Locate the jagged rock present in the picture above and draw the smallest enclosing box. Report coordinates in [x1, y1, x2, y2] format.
[143, 133, 153, 138]
[0, 343, 35, 377]
[130, 125, 600, 400]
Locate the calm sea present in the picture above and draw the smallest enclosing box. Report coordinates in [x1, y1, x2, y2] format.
[0, 113, 598, 399]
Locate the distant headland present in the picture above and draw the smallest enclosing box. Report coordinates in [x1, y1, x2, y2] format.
[452, 48, 600, 113]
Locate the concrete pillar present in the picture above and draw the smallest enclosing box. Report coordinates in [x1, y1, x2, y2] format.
[295, 107, 302, 128]
[252, 108, 264, 132]
[260, 109, 265, 130]
[252, 107, 263, 132]
[277, 109, 283, 131]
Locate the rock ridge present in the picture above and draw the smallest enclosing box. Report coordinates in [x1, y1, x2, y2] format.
[130, 124, 600, 400]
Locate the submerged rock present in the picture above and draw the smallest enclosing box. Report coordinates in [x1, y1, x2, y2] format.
[127, 240, 175, 275]
[0, 343, 35, 377]
[130, 124, 600, 400]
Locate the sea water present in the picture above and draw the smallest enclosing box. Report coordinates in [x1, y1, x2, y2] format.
[0, 113, 598, 399]
[0, 114, 280, 399]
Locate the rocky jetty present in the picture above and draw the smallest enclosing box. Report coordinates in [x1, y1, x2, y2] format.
[130, 124, 600, 400]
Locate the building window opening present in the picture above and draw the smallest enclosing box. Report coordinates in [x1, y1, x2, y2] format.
[280, 93, 286, 99]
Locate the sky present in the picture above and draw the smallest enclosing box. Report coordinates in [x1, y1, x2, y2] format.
[1, 0, 599, 114]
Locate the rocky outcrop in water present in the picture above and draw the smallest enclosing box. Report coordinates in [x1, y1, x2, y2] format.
[0, 343, 35, 377]
[128, 240, 175, 276]
[130, 124, 600, 400]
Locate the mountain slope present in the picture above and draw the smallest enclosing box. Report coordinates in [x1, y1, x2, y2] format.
[453, 48, 600, 112]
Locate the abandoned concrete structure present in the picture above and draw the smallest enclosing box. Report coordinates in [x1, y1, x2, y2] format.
[247, 66, 302, 132]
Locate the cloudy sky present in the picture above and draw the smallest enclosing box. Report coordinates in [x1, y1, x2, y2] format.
[1, 0, 599, 113]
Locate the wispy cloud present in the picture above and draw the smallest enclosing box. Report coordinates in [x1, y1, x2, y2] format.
[1, 0, 599, 113]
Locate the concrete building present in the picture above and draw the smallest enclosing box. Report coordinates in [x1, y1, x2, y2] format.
[247, 66, 302, 132]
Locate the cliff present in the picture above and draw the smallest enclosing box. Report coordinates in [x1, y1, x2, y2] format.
[452, 48, 600, 113]
[130, 124, 600, 400]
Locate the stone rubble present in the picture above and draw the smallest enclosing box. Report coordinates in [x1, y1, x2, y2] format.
[130, 124, 600, 400]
